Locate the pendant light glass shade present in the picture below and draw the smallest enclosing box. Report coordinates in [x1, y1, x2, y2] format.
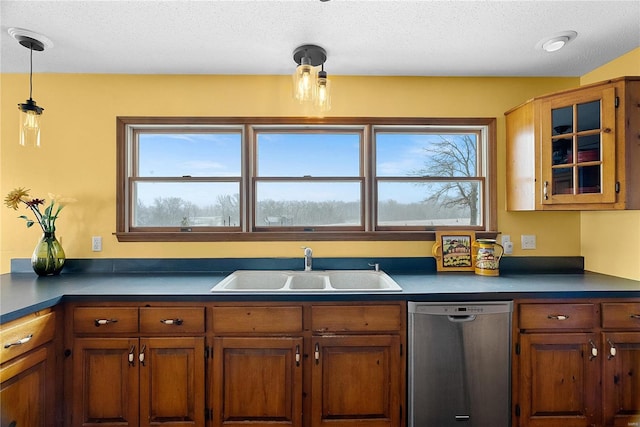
[316, 70, 331, 112]
[292, 58, 318, 102]
[19, 99, 43, 147]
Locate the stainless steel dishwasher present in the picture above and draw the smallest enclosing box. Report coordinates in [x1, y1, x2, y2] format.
[408, 301, 513, 427]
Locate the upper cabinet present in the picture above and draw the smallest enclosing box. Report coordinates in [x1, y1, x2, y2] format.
[506, 77, 640, 210]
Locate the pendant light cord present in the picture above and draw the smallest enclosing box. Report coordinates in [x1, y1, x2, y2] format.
[29, 46, 34, 100]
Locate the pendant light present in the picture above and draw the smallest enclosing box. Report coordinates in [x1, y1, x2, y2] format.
[9, 28, 52, 147]
[292, 44, 332, 112]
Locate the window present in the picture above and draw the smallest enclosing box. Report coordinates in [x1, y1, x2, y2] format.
[116, 117, 496, 241]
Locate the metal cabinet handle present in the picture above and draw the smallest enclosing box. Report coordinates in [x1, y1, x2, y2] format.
[547, 314, 569, 321]
[94, 318, 118, 327]
[160, 318, 183, 325]
[589, 339, 598, 361]
[139, 344, 146, 366]
[314, 343, 320, 365]
[544, 181, 549, 200]
[128, 345, 136, 366]
[4, 334, 33, 348]
[630, 314, 640, 319]
[295, 345, 301, 367]
[607, 339, 617, 360]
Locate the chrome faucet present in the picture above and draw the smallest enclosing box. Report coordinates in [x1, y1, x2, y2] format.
[303, 247, 313, 271]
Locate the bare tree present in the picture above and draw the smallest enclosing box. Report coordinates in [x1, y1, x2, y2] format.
[411, 135, 479, 225]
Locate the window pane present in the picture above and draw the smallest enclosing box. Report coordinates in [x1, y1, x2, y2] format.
[133, 182, 240, 227]
[256, 182, 361, 226]
[577, 100, 600, 132]
[257, 133, 360, 177]
[376, 133, 477, 177]
[377, 181, 481, 226]
[552, 106, 573, 135]
[138, 132, 241, 177]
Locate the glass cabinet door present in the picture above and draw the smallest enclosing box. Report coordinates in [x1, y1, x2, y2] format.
[541, 86, 616, 205]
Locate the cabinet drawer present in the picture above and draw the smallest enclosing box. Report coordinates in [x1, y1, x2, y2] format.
[1, 311, 56, 363]
[311, 305, 402, 332]
[140, 307, 205, 334]
[602, 302, 640, 329]
[211, 306, 302, 333]
[73, 307, 139, 334]
[519, 303, 596, 330]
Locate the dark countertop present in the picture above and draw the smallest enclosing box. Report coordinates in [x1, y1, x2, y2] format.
[2, 269, 639, 324]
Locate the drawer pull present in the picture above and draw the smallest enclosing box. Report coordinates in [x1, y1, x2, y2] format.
[295, 345, 301, 366]
[547, 314, 569, 321]
[160, 318, 183, 326]
[4, 334, 33, 348]
[589, 339, 598, 361]
[631, 314, 640, 319]
[94, 318, 118, 327]
[607, 339, 617, 360]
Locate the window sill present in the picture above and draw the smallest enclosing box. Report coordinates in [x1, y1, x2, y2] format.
[114, 231, 498, 242]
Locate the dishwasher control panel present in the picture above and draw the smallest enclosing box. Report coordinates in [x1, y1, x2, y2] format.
[408, 301, 513, 316]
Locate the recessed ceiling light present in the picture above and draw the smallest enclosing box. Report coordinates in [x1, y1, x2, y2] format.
[536, 31, 577, 53]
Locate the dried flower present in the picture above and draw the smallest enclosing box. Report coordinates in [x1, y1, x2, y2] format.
[4, 187, 30, 210]
[4, 187, 74, 233]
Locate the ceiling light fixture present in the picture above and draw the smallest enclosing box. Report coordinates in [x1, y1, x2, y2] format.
[292, 44, 331, 112]
[537, 31, 578, 53]
[9, 28, 53, 147]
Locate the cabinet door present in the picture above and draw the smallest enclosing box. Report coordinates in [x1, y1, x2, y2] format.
[71, 338, 139, 427]
[311, 335, 401, 427]
[0, 346, 53, 427]
[541, 85, 616, 206]
[139, 337, 205, 427]
[602, 332, 640, 427]
[212, 336, 303, 427]
[519, 333, 600, 427]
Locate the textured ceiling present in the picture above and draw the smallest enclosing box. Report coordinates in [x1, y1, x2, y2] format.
[1, 0, 639, 77]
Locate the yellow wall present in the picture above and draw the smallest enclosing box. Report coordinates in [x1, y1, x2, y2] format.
[1, 73, 584, 273]
[579, 47, 640, 280]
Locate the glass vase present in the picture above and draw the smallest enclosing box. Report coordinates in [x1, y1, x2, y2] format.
[31, 231, 66, 276]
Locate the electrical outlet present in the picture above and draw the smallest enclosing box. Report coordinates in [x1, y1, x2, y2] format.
[92, 236, 102, 252]
[521, 234, 536, 250]
[501, 235, 513, 254]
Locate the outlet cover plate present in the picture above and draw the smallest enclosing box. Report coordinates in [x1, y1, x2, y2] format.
[521, 234, 536, 250]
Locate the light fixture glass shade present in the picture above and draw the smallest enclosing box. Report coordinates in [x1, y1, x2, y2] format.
[316, 71, 331, 112]
[18, 99, 43, 147]
[292, 61, 318, 103]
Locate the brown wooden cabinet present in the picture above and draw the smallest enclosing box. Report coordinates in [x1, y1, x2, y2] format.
[210, 305, 304, 427]
[514, 299, 640, 427]
[210, 302, 406, 427]
[1, 309, 58, 427]
[505, 76, 640, 211]
[310, 304, 404, 427]
[66, 304, 206, 427]
[601, 303, 640, 427]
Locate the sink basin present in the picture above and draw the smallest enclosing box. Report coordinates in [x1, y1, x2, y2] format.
[211, 270, 402, 292]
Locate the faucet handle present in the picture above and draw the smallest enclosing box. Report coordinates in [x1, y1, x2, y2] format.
[368, 263, 380, 272]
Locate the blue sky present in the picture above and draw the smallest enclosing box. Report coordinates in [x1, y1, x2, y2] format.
[136, 131, 477, 205]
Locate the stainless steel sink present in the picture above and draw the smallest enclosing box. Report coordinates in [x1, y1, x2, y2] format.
[210, 270, 402, 292]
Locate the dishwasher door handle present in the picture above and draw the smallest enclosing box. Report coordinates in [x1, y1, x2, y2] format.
[447, 315, 477, 322]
